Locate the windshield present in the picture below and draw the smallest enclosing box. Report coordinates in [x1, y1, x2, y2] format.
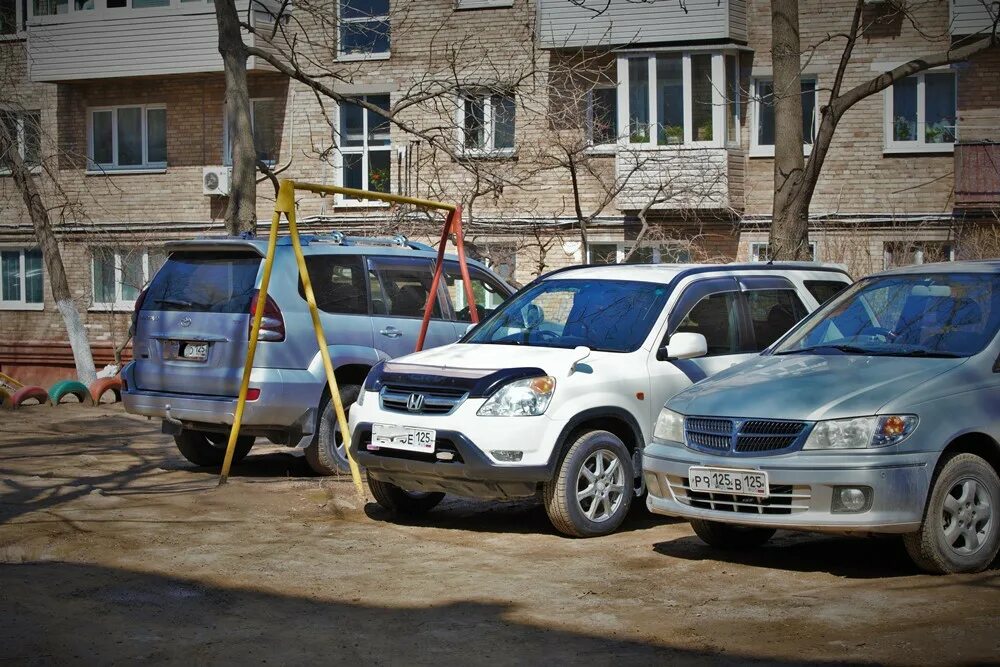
[773, 272, 1000, 358]
[464, 278, 670, 352]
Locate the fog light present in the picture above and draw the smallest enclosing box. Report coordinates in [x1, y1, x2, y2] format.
[491, 450, 523, 462]
[832, 486, 872, 513]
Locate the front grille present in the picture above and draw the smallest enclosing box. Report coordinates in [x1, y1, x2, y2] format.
[666, 475, 810, 515]
[380, 385, 467, 415]
[685, 416, 808, 455]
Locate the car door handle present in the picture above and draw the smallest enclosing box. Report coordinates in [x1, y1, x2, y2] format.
[380, 327, 403, 338]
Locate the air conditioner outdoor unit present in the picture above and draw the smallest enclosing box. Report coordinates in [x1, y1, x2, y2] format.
[203, 166, 231, 196]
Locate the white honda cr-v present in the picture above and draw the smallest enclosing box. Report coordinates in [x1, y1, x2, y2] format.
[349, 262, 851, 536]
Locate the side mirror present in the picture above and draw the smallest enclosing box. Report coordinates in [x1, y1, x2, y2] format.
[658, 332, 708, 361]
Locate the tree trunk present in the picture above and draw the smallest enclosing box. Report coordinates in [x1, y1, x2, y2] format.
[216, 0, 257, 236]
[0, 118, 96, 384]
[768, 0, 811, 261]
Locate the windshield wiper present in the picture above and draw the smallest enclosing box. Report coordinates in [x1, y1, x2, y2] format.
[872, 348, 965, 358]
[776, 344, 874, 355]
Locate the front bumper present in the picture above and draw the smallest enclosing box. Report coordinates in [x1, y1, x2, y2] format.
[351, 422, 554, 500]
[121, 363, 319, 445]
[643, 441, 934, 534]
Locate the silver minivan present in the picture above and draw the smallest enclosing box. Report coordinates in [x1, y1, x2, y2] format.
[121, 235, 513, 475]
[645, 261, 1000, 573]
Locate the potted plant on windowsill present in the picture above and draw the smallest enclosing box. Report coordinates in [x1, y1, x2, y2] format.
[629, 126, 651, 143]
[659, 124, 683, 145]
[894, 116, 914, 141]
[369, 168, 390, 193]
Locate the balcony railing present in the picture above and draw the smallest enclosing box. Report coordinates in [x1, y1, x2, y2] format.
[955, 142, 1000, 211]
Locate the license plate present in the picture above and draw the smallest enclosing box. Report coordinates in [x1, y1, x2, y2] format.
[689, 466, 769, 498]
[371, 423, 436, 453]
[165, 340, 209, 362]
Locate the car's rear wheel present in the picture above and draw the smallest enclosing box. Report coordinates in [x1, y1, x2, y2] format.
[690, 519, 776, 549]
[304, 384, 359, 476]
[174, 430, 254, 468]
[904, 453, 999, 574]
[543, 430, 634, 538]
[367, 472, 444, 516]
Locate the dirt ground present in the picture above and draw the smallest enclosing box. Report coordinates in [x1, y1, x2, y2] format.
[1, 403, 997, 665]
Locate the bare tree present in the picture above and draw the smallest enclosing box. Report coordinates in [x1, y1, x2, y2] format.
[768, 0, 1000, 259]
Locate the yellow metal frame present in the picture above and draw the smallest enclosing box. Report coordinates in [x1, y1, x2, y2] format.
[219, 180, 460, 495]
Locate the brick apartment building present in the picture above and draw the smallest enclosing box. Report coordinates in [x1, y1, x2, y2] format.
[0, 0, 998, 382]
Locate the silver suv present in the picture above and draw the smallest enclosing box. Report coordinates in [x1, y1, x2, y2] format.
[121, 234, 514, 474]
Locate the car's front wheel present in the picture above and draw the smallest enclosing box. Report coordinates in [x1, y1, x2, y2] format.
[367, 472, 445, 516]
[689, 519, 776, 549]
[304, 385, 359, 476]
[904, 452, 999, 574]
[543, 430, 634, 537]
[174, 430, 254, 468]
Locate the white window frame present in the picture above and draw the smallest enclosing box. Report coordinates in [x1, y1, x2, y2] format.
[334, 94, 393, 205]
[337, 0, 390, 60]
[749, 241, 817, 262]
[0, 246, 44, 311]
[749, 76, 819, 158]
[28, 0, 183, 21]
[87, 104, 167, 173]
[456, 89, 516, 157]
[0, 108, 41, 174]
[883, 70, 958, 154]
[456, 0, 513, 8]
[90, 247, 151, 311]
[586, 85, 619, 151]
[587, 241, 692, 264]
[615, 51, 728, 149]
[223, 97, 278, 167]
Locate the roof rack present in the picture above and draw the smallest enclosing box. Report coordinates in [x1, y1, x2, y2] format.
[275, 230, 433, 251]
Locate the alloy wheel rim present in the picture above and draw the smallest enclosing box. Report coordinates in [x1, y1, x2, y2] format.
[941, 477, 993, 556]
[576, 449, 626, 523]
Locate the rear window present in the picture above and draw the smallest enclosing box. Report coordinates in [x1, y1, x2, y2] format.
[142, 251, 260, 313]
[805, 280, 850, 305]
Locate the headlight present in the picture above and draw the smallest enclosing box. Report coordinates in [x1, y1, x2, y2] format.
[654, 408, 685, 443]
[804, 415, 917, 450]
[477, 376, 555, 416]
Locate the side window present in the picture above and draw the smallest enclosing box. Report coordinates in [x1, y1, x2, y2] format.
[300, 255, 367, 314]
[371, 261, 443, 319]
[674, 292, 741, 356]
[745, 289, 809, 350]
[444, 264, 507, 322]
[804, 280, 850, 305]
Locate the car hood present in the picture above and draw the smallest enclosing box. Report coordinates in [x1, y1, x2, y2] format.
[667, 353, 965, 421]
[387, 343, 605, 376]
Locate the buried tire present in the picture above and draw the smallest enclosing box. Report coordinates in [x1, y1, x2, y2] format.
[689, 519, 776, 549]
[304, 385, 359, 476]
[543, 430, 634, 538]
[903, 453, 1000, 574]
[174, 430, 255, 468]
[367, 472, 444, 516]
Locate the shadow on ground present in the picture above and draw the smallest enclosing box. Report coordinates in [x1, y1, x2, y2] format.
[0, 561, 866, 665]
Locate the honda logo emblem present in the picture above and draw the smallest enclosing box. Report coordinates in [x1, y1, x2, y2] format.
[406, 393, 425, 412]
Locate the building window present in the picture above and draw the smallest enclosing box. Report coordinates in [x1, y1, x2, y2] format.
[88, 105, 166, 171]
[459, 91, 515, 154]
[456, 0, 513, 7]
[339, 0, 389, 57]
[750, 77, 818, 157]
[884, 72, 957, 153]
[338, 94, 391, 197]
[224, 98, 279, 165]
[1, 109, 41, 170]
[750, 242, 816, 262]
[620, 52, 729, 147]
[1, 0, 18, 34]
[884, 241, 954, 268]
[0, 247, 43, 310]
[587, 86, 618, 147]
[32, 0, 66, 16]
[91, 247, 163, 310]
[588, 242, 691, 265]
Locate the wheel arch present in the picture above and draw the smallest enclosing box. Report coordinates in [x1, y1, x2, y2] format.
[548, 407, 645, 470]
[939, 431, 1000, 477]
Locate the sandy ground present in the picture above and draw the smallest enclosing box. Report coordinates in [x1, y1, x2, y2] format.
[0, 403, 997, 665]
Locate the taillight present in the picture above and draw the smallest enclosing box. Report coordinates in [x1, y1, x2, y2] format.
[249, 290, 285, 342]
[131, 286, 149, 336]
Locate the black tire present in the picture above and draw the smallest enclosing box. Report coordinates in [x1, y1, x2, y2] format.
[690, 519, 776, 549]
[174, 430, 254, 468]
[903, 452, 1000, 574]
[367, 472, 444, 516]
[304, 384, 360, 476]
[543, 430, 634, 538]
